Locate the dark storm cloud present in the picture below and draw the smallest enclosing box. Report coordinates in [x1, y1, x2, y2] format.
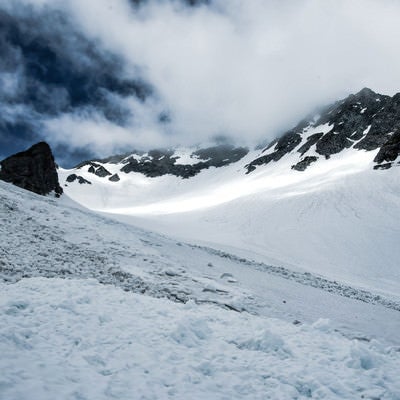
[0, 3, 157, 165]
[0, 6, 152, 113]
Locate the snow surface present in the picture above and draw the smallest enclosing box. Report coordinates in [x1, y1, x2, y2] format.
[60, 142, 400, 298]
[1, 178, 400, 399]
[2, 278, 400, 400]
[172, 148, 206, 165]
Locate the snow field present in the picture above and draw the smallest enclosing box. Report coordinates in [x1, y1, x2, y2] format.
[2, 179, 399, 347]
[60, 141, 400, 298]
[1, 178, 400, 399]
[1, 277, 400, 400]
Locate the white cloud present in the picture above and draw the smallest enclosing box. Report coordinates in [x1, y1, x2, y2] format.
[43, 105, 170, 156]
[4, 0, 400, 152]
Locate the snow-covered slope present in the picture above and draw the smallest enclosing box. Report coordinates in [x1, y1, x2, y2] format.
[1, 180, 400, 399]
[4, 278, 400, 400]
[113, 164, 400, 298]
[59, 142, 400, 298]
[58, 89, 400, 301]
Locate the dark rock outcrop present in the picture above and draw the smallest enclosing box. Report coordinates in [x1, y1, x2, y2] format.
[374, 130, 400, 165]
[94, 166, 112, 177]
[297, 133, 323, 156]
[85, 162, 112, 177]
[66, 174, 91, 184]
[0, 142, 63, 196]
[373, 163, 393, 170]
[291, 156, 318, 171]
[312, 88, 400, 159]
[66, 174, 77, 182]
[109, 174, 120, 182]
[355, 93, 400, 151]
[315, 132, 353, 158]
[245, 132, 301, 173]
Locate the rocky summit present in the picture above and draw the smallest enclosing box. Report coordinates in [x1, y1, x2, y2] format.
[0, 142, 63, 197]
[246, 88, 400, 173]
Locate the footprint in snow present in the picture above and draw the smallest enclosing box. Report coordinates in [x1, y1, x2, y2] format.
[220, 273, 238, 283]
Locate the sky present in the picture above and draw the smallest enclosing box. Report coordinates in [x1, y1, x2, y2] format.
[0, 0, 400, 166]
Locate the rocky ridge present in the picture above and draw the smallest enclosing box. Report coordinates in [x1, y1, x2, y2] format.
[62, 88, 400, 188]
[71, 144, 249, 181]
[246, 88, 400, 173]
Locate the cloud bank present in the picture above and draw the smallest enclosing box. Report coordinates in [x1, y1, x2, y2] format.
[1, 0, 400, 166]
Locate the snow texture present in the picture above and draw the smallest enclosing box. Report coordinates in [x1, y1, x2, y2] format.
[2, 278, 400, 400]
[1, 178, 400, 399]
[61, 143, 400, 298]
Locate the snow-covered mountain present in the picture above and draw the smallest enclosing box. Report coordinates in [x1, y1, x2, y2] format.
[2, 0, 400, 396]
[59, 88, 400, 299]
[246, 87, 400, 173]
[2, 87, 400, 398]
[62, 87, 400, 185]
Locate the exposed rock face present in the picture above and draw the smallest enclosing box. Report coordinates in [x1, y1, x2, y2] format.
[374, 131, 400, 164]
[297, 133, 323, 156]
[373, 163, 393, 170]
[85, 162, 112, 177]
[0, 142, 63, 196]
[105, 145, 249, 179]
[70, 145, 249, 182]
[109, 174, 120, 182]
[94, 166, 112, 178]
[355, 93, 400, 151]
[315, 132, 353, 158]
[246, 132, 301, 173]
[291, 156, 318, 171]
[246, 88, 400, 173]
[66, 174, 91, 184]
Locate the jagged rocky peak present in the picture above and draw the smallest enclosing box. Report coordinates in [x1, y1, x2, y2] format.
[246, 88, 400, 173]
[68, 144, 249, 181]
[0, 142, 63, 196]
[347, 87, 378, 102]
